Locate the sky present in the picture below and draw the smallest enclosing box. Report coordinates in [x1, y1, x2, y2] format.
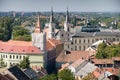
[0, 0, 120, 12]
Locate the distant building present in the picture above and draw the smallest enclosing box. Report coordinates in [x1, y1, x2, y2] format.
[64, 32, 120, 51]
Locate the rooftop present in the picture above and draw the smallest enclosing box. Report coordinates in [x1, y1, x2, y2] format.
[72, 32, 120, 38]
[0, 40, 41, 54]
[92, 59, 113, 64]
[56, 50, 89, 62]
[0, 39, 63, 54]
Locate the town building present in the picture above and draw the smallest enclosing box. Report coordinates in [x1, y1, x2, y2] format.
[0, 13, 63, 73]
[56, 50, 90, 69]
[64, 32, 120, 51]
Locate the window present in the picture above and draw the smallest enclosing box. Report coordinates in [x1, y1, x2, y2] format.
[117, 38, 119, 41]
[79, 46, 81, 50]
[75, 40, 77, 44]
[10, 55, 11, 59]
[20, 55, 21, 59]
[75, 46, 77, 50]
[16, 55, 18, 59]
[92, 39, 94, 43]
[6, 55, 7, 58]
[84, 46, 86, 50]
[96, 39, 98, 41]
[84, 39, 85, 43]
[61, 34, 63, 37]
[79, 40, 81, 43]
[88, 39, 89, 43]
[113, 38, 115, 41]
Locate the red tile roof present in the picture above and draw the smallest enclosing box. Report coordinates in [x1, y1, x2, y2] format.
[93, 68, 119, 78]
[112, 57, 120, 61]
[0, 40, 42, 54]
[47, 39, 63, 47]
[0, 38, 63, 54]
[92, 59, 113, 64]
[56, 50, 89, 62]
[70, 59, 85, 68]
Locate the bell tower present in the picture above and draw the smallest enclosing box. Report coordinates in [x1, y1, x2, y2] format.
[32, 13, 46, 51]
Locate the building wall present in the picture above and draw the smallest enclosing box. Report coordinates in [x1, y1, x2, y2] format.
[0, 52, 44, 68]
[64, 36, 120, 50]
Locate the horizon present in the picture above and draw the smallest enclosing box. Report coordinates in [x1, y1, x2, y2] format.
[0, 0, 120, 12]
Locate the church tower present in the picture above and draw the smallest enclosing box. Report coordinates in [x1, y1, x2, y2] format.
[32, 13, 46, 51]
[49, 7, 56, 39]
[64, 8, 71, 32]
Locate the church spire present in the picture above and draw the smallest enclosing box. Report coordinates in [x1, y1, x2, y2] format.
[65, 7, 69, 23]
[50, 7, 54, 23]
[35, 12, 42, 33]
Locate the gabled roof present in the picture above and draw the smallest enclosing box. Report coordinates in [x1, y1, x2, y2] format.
[8, 66, 30, 80]
[92, 59, 113, 64]
[56, 50, 89, 62]
[75, 62, 97, 77]
[24, 68, 39, 79]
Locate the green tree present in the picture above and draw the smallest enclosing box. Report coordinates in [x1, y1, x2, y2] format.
[96, 42, 120, 59]
[0, 17, 14, 41]
[0, 58, 5, 67]
[82, 73, 96, 80]
[58, 69, 75, 80]
[40, 74, 57, 80]
[12, 26, 31, 41]
[96, 42, 108, 59]
[19, 57, 30, 69]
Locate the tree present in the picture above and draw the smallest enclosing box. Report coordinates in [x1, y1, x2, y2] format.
[0, 17, 14, 41]
[96, 43, 120, 59]
[12, 26, 31, 41]
[19, 57, 30, 69]
[96, 43, 108, 59]
[0, 58, 5, 67]
[58, 69, 75, 80]
[39, 74, 57, 80]
[82, 73, 96, 80]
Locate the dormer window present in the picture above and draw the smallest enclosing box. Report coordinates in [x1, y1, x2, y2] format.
[32, 50, 34, 52]
[23, 50, 25, 52]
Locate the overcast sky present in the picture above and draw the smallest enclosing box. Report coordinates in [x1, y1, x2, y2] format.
[0, 0, 120, 12]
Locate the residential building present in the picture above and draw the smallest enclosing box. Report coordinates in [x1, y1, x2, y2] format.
[56, 50, 90, 69]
